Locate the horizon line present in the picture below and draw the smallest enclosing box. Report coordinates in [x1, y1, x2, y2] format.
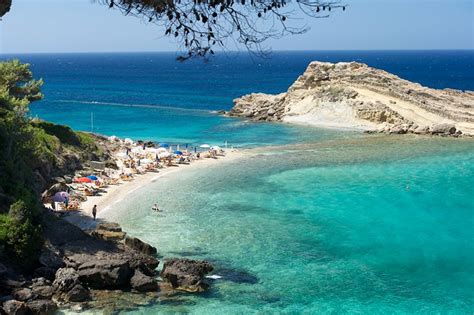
[1, 48, 473, 56]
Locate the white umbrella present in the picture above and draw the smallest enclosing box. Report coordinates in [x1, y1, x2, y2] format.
[158, 152, 171, 158]
[200, 144, 211, 148]
[211, 146, 221, 151]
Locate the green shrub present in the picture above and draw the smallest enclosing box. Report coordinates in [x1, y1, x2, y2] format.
[32, 120, 81, 146]
[0, 214, 42, 270]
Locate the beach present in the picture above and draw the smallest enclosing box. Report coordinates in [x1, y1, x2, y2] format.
[63, 148, 244, 231]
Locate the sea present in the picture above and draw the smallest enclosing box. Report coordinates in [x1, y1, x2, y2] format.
[2, 50, 473, 314]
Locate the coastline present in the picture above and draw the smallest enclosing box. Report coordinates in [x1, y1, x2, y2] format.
[64, 150, 245, 231]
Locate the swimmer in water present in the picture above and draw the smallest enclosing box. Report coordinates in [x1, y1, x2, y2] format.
[152, 203, 160, 212]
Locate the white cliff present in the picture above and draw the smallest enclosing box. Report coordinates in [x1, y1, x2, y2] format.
[228, 61, 474, 136]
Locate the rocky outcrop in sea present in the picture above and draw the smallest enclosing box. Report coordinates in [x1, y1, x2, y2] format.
[227, 61, 474, 136]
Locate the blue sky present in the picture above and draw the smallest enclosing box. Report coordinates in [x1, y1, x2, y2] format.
[0, 0, 473, 53]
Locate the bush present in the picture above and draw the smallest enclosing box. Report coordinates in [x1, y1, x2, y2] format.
[9, 199, 39, 224]
[32, 120, 81, 146]
[0, 214, 42, 270]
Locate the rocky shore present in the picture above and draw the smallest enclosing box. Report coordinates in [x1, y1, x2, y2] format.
[226, 61, 474, 136]
[0, 213, 215, 314]
[0, 133, 219, 314]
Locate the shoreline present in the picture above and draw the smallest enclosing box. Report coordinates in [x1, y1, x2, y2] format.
[64, 150, 244, 231]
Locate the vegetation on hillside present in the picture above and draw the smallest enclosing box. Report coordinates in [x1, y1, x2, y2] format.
[0, 60, 106, 270]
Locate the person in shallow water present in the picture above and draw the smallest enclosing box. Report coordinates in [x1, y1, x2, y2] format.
[92, 205, 97, 220]
[152, 203, 161, 212]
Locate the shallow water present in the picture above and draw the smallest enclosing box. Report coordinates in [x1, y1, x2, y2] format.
[6, 52, 473, 313]
[105, 136, 474, 314]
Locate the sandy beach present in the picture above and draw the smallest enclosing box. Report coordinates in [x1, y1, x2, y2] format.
[64, 150, 244, 231]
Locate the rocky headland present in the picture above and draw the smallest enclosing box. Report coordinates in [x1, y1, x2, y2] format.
[227, 61, 474, 136]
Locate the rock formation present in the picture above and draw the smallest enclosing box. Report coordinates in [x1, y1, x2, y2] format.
[161, 259, 213, 293]
[227, 61, 474, 136]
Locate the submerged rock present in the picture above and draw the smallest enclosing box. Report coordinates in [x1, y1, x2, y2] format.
[124, 236, 157, 256]
[160, 259, 213, 293]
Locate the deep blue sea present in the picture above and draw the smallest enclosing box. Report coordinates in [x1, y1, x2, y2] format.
[2, 51, 473, 314]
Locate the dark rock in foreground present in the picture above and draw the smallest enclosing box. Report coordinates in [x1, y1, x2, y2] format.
[125, 236, 158, 256]
[161, 259, 213, 293]
[130, 270, 158, 292]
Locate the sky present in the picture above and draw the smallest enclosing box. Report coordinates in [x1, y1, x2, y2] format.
[0, 0, 473, 54]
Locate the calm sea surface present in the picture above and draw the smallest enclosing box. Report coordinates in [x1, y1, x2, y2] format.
[2, 51, 473, 314]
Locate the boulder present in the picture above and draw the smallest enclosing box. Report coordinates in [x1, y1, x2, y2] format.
[31, 286, 53, 300]
[267, 108, 276, 116]
[429, 123, 456, 134]
[25, 300, 57, 315]
[52, 268, 80, 293]
[65, 284, 90, 302]
[124, 236, 157, 256]
[12, 288, 33, 302]
[160, 259, 213, 293]
[2, 300, 28, 315]
[77, 259, 132, 289]
[90, 229, 126, 242]
[130, 270, 158, 292]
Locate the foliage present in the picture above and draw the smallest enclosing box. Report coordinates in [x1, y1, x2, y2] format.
[32, 120, 81, 146]
[0, 60, 106, 269]
[97, 0, 346, 60]
[0, 60, 45, 269]
[0, 213, 42, 270]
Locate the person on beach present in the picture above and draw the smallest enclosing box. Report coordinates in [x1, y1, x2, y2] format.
[64, 197, 69, 209]
[92, 205, 97, 220]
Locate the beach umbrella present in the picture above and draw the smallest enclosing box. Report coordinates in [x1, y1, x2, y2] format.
[158, 152, 171, 158]
[200, 144, 211, 148]
[52, 191, 69, 202]
[159, 143, 169, 148]
[211, 146, 221, 151]
[75, 177, 92, 183]
[174, 150, 183, 155]
[87, 175, 98, 181]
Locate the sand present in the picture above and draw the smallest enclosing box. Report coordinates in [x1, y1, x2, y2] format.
[63, 150, 244, 230]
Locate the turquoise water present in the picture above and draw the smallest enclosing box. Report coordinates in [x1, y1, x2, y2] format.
[3, 52, 473, 313]
[105, 136, 474, 314]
